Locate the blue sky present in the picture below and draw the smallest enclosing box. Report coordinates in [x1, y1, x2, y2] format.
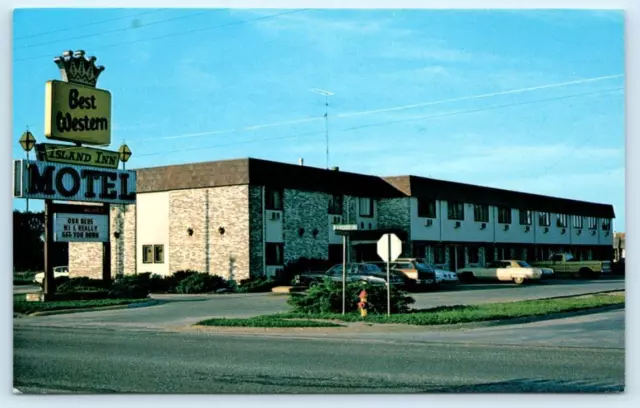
[12, 8, 625, 230]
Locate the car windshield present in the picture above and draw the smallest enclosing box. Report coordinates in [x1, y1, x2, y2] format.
[415, 262, 432, 271]
[516, 261, 531, 267]
[362, 264, 382, 272]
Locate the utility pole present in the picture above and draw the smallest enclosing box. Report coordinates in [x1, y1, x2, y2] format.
[310, 88, 334, 169]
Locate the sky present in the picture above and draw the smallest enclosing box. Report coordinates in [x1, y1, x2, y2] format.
[12, 8, 625, 230]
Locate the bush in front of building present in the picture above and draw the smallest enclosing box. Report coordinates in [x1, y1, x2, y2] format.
[174, 272, 230, 294]
[235, 277, 280, 293]
[287, 279, 415, 315]
[280, 257, 335, 285]
[108, 275, 151, 299]
[56, 277, 108, 293]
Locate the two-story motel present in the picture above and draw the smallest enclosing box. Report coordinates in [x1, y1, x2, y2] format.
[69, 158, 615, 281]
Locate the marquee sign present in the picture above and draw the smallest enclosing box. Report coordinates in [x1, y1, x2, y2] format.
[36, 143, 120, 169]
[13, 160, 136, 205]
[54, 212, 109, 242]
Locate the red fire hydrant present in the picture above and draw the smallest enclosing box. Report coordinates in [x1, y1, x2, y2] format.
[358, 289, 368, 318]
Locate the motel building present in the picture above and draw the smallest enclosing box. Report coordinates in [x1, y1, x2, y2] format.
[69, 157, 615, 281]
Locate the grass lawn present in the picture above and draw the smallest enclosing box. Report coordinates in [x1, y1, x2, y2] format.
[13, 294, 151, 315]
[196, 292, 624, 328]
[197, 316, 344, 328]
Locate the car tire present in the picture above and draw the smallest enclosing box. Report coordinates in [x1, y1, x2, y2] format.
[513, 276, 525, 285]
[578, 268, 594, 279]
[458, 272, 475, 283]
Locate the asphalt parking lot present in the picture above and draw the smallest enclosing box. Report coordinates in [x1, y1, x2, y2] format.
[13, 277, 624, 331]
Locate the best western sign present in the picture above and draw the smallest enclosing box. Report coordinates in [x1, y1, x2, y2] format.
[36, 143, 120, 169]
[13, 160, 136, 205]
[44, 80, 112, 146]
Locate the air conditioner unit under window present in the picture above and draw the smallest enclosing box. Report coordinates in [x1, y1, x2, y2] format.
[524, 226, 531, 232]
[426, 219, 433, 227]
[504, 224, 510, 231]
[544, 227, 549, 233]
[271, 212, 280, 221]
[480, 223, 487, 230]
[561, 228, 566, 234]
[577, 229, 582, 235]
[454, 221, 461, 228]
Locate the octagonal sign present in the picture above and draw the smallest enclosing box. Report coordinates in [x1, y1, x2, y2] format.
[377, 233, 402, 263]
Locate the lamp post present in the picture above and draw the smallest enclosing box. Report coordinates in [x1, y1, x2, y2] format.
[18, 129, 36, 213]
[310, 88, 334, 169]
[116, 143, 132, 276]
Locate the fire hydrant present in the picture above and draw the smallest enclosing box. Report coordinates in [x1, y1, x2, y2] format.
[358, 289, 368, 318]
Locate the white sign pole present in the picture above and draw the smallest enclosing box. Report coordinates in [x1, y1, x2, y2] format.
[342, 234, 347, 315]
[387, 234, 391, 316]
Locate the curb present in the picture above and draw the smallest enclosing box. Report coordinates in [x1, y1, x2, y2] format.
[25, 300, 161, 317]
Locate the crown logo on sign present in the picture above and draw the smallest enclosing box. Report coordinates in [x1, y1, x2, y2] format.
[53, 50, 105, 88]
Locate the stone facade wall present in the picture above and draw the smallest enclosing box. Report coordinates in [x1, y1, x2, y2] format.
[248, 186, 264, 278]
[169, 189, 208, 273]
[283, 190, 330, 263]
[168, 186, 251, 281]
[69, 204, 136, 279]
[111, 204, 136, 276]
[378, 197, 412, 257]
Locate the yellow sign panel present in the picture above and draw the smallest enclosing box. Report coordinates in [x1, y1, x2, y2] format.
[44, 80, 112, 146]
[35, 143, 120, 169]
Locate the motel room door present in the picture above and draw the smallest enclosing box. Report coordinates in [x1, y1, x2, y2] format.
[448, 246, 466, 272]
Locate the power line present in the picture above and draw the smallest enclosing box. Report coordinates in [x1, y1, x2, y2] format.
[14, 10, 210, 50]
[133, 87, 622, 159]
[129, 73, 623, 144]
[14, 9, 310, 63]
[13, 9, 158, 41]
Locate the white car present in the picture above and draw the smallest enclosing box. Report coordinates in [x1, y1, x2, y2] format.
[430, 265, 459, 285]
[457, 260, 543, 284]
[34, 266, 69, 284]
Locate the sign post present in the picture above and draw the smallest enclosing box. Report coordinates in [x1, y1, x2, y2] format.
[333, 224, 358, 315]
[377, 233, 403, 316]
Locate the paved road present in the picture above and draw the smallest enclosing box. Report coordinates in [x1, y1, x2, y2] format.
[13, 320, 624, 393]
[13, 279, 625, 331]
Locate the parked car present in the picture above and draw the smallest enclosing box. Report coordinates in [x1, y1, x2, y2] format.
[425, 262, 460, 285]
[530, 253, 611, 279]
[292, 263, 405, 287]
[457, 260, 543, 284]
[369, 258, 438, 289]
[34, 266, 69, 285]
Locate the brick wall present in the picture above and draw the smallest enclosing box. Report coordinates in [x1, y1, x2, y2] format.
[168, 186, 251, 281]
[283, 189, 329, 262]
[378, 197, 412, 257]
[69, 204, 136, 279]
[248, 186, 264, 278]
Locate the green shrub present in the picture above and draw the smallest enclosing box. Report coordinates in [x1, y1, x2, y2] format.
[163, 270, 199, 293]
[287, 279, 415, 314]
[50, 290, 109, 301]
[174, 273, 229, 294]
[56, 277, 106, 293]
[108, 275, 150, 299]
[236, 277, 280, 293]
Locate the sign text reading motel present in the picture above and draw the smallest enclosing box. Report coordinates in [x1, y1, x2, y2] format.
[14, 160, 136, 205]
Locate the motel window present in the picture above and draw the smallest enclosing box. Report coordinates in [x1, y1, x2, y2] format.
[573, 215, 584, 229]
[538, 212, 551, 227]
[519, 209, 532, 225]
[447, 201, 465, 221]
[498, 207, 512, 224]
[468, 247, 479, 265]
[142, 245, 153, 264]
[154, 245, 165, 264]
[587, 217, 598, 230]
[359, 197, 374, 218]
[265, 243, 284, 266]
[602, 219, 611, 231]
[556, 214, 568, 228]
[265, 187, 283, 211]
[434, 247, 446, 264]
[328, 194, 343, 215]
[417, 199, 436, 218]
[473, 204, 489, 223]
